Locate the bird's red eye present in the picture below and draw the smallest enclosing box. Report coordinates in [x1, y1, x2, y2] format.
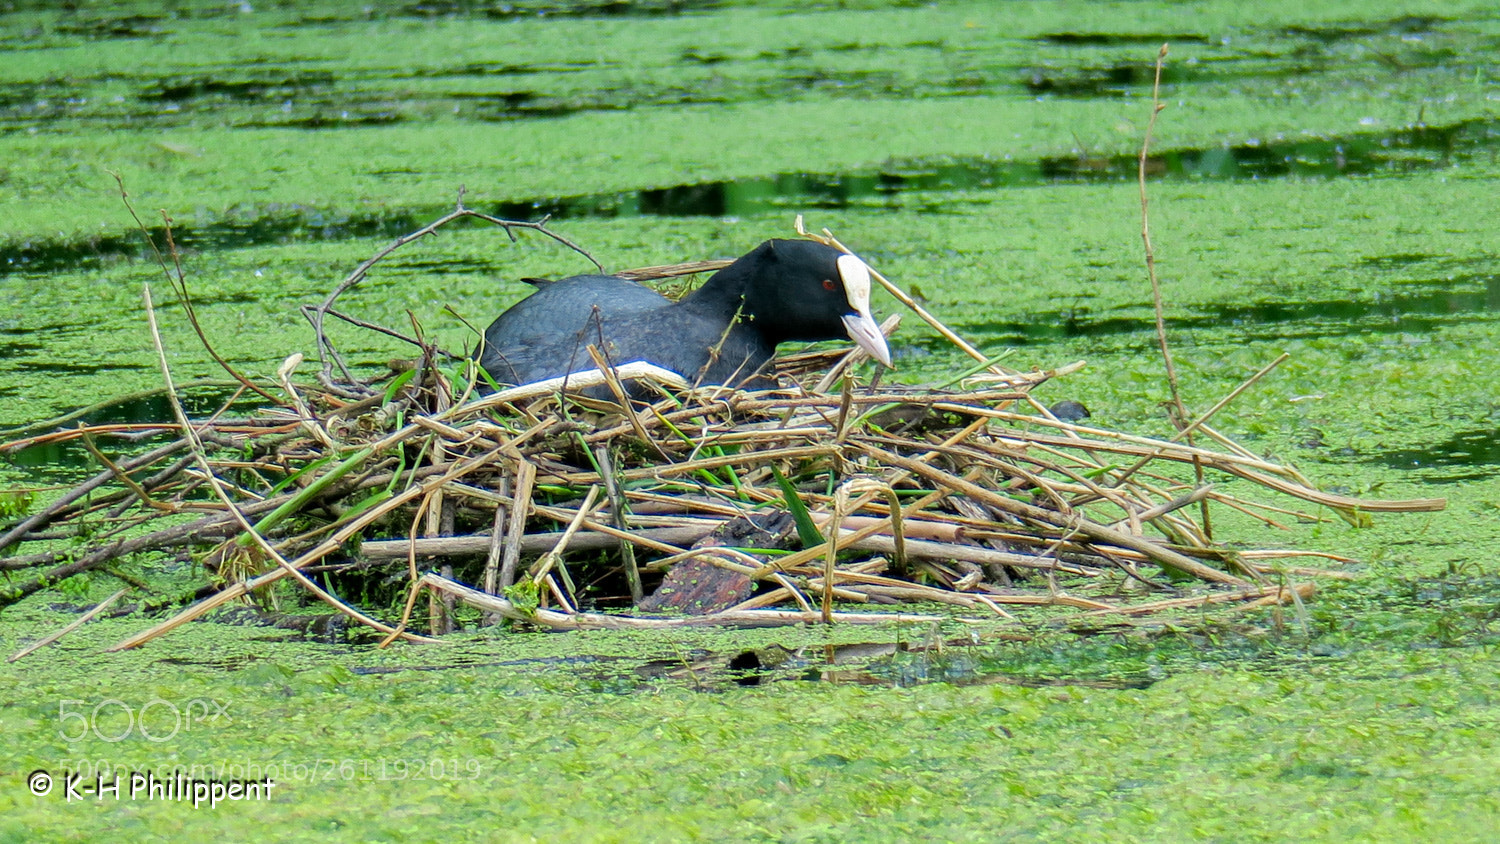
[822, 279, 837, 291]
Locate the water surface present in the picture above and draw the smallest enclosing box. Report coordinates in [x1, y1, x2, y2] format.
[3, 1, 1500, 839]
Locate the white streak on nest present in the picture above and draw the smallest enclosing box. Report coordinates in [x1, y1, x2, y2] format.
[456, 362, 689, 414]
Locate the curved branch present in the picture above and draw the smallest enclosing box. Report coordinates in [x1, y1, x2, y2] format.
[307, 201, 602, 382]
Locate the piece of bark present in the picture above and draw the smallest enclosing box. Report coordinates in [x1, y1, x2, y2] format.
[638, 512, 796, 614]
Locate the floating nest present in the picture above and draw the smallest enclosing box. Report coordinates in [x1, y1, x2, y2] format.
[0, 211, 1446, 654]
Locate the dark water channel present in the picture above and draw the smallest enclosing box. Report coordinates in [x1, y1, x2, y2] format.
[5, 117, 1496, 277]
[958, 270, 1500, 344]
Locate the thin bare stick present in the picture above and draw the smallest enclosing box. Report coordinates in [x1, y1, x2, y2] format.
[1108, 353, 1290, 489]
[796, 216, 1011, 375]
[1139, 46, 1180, 419]
[1135, 43, 1211, 539]
[141, 284, 441, 646]
[108, 173, 280, 405]
[858, 441, 1245, 586]
[319, 307, 455, 356]
[105, 435, 502, 652]
[421, 572, 943, 630]
[8, 588, 128, 662]
[307, 203, 602, 382]
[76, 427, 177, 513]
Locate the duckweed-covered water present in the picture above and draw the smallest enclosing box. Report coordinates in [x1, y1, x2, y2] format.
[2, 1, 1499, 839]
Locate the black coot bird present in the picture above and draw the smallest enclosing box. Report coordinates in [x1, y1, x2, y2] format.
[477, 239, 891, 391]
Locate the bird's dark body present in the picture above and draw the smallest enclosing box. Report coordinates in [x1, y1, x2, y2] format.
[477, 239, 871, 391]
[477, 275, 672, 373]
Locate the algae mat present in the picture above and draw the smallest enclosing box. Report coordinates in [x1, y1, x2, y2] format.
[2, 0, 1500, 840]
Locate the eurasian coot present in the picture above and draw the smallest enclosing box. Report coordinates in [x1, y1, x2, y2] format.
[477, 239, 891, 391]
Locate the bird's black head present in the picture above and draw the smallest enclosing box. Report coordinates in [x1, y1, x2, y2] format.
[735, 239, 892, 366]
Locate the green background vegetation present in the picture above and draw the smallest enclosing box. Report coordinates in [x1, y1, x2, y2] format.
[1, 0, 1497, 840]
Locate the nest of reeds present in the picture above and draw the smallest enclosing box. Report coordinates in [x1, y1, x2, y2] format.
[0, 209, 1446, 654]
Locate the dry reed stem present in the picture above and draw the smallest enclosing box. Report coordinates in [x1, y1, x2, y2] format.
[362, 528, 1105, 579]
[1236, 581, 1318, 611]
[9, 588, 128, 662]
[110, 174, 282, 406]
[530, 484, 601, 585]
[4, 200, 1442, 643]
[858, 442, 1247, 585]
[1063, 584, 1292, 616]
[1108, 353, 1289, 489]
[446, 363, 688, 416]
[482, 472, 510, 595]
[360, 527, 713, 561]
[106, 442, 503, 651]
[421, 572, 943, 630]
[142, 284, 442, 647]
[795, 215, 1013, 377]
[307, 200, 602, 382]
[499, 458, 537, 590]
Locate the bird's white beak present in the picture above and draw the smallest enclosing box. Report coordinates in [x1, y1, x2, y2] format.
[837, 254, 893, 367]
[841, 312, 892, 367]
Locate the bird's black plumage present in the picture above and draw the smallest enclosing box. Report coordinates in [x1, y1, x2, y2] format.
[476, 239, 890, 391]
